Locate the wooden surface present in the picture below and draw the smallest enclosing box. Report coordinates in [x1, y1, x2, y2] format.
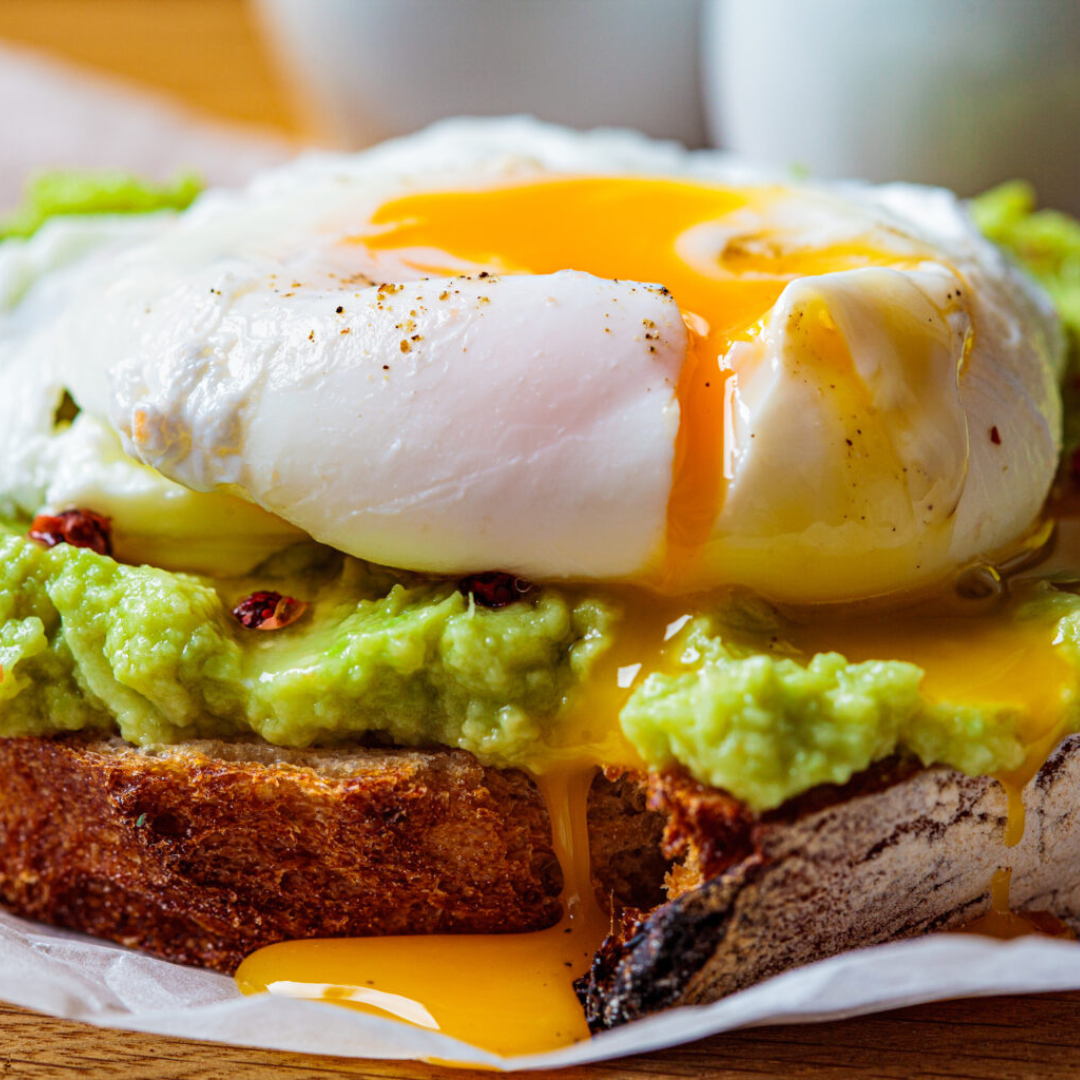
[2, 993, 1080, 1079]
[0, 2, 1077, 1076]
[0, 0, 302, 135]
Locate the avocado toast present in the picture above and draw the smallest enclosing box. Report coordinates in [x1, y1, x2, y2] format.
[2, 123, 1080, 1052]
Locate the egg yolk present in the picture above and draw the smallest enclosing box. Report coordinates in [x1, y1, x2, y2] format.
[360, 176, 916, 585]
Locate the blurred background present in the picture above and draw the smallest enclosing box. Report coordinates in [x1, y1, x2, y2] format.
[0, 0, 1078, 210]
[0, 0, 297, 137]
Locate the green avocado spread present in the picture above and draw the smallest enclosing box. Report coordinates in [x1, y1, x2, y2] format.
[0, 527, 612, 762]
[3, 514, 1080, 811]
[2, 176, 1080, 812]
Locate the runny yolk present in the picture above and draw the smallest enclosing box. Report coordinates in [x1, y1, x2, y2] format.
[959, 867, 1074, 940]
[234, 592, 692, 1058]
[235, 576, 1079, 1055]
[357, 176, 907, 583]
[235, 768, 609, 1057]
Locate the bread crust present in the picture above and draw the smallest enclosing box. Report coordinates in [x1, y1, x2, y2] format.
[3, 731, 1078, 1031]
[578, 737, 1080, 1030]
[0, 736, 570, 972]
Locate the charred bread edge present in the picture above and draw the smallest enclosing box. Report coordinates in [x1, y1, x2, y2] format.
[578, 734, 1080, 1030]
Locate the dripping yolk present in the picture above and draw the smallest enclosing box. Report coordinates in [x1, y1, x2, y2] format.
[360, 176, 906, 579]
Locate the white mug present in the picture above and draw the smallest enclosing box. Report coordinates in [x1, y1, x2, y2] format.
[257, 0, 706, 149]
[703, 0, 1080, 212]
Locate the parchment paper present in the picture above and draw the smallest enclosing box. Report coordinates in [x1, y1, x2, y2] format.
[2, 905, 1079, 1069]
[2, 38, 1080, 1071]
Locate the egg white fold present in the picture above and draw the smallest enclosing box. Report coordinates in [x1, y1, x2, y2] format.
[715, 265, 972, 600]
[114, 270, 685, 579]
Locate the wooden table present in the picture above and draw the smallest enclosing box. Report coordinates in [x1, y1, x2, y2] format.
[0, 1, 1077, 1075]
[1, 992, 1079, 1079]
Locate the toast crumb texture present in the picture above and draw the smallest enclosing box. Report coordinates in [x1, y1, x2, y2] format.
[0, 736, 574, 972]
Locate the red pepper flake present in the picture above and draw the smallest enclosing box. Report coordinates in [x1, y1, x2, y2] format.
[459, 571, 536, 609]
[233, 591, 308, 630]
[990, 425, 1002, 445]
[28, 509, 113, 556]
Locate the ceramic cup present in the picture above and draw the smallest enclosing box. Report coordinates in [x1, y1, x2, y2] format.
[256, 0, 706, 149]
[703, 0, 1080, 212]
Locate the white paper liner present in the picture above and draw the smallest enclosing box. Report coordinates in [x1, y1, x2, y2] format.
[0, 905, 1077, 1070]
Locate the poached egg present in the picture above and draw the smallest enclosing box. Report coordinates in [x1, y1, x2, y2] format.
[0, 119, 1064, 601]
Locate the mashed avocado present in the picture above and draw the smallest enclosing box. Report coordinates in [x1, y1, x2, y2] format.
[0, 524, 613, 766]
[2, 176, 1080, 812]
[2, 515, 1079, 810]
[623, 592, 1080, 810]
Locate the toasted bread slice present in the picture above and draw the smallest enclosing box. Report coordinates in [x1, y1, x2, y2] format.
[0, 735, 667, 972]
[0, 733, 1077, 1030]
